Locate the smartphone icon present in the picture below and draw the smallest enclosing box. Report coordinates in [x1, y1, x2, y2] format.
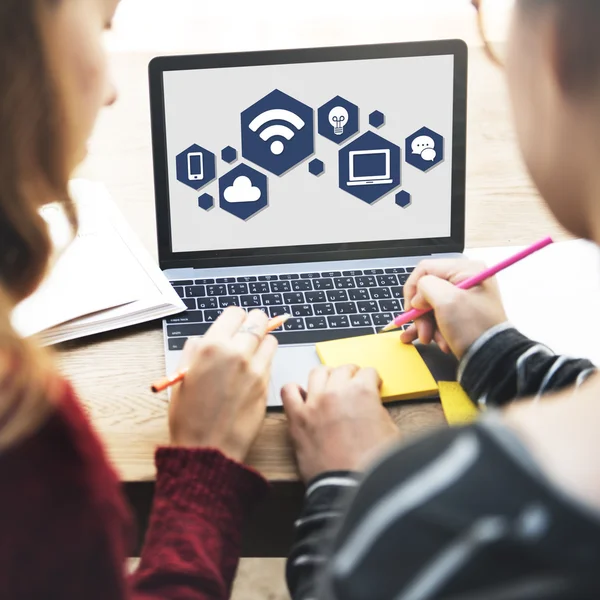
[187, 151, 204, 181]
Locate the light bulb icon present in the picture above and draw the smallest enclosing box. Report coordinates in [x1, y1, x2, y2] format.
[329, 106, 349, 136]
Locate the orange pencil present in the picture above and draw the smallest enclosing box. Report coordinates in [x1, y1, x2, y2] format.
[151, 313, 290, 393]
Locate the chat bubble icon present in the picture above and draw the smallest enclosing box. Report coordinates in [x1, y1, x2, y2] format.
[411, 135, 435, 155]
[421, 147, 437, 162]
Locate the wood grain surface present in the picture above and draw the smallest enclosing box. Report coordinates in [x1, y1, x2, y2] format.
[60, 45, 569, 484]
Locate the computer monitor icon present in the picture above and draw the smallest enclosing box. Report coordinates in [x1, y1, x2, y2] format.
[347, 149, 393, 186]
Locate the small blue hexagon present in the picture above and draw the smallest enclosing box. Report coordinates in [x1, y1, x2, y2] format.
[395, 190, 412, 208]
[308, 159, 325, 177]
[176, 144, 216, 191]
[318, 96, 360, 144]
[338, 131, 401, 204]
[405, 126, 445, 172]
[198, 193, 214, 211]
[369, 110, 385, 128]
[219, 163, 268, 221]
[221, 146, 238, 164]
[241, 89, 314, 176]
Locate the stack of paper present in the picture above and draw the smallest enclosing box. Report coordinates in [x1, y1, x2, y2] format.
[11, 180, 186, 345]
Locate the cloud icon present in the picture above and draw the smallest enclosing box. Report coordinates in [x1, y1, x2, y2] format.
[224, 175, 262, 203]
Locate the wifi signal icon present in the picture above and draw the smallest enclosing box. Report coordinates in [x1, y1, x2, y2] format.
[241, 89, 315, 176]
[249, 109, 306, 156]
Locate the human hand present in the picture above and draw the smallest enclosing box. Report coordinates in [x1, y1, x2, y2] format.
[400, 259, 507, 359]
[281, 365, 399, 483]
[169, 307, 278, 462]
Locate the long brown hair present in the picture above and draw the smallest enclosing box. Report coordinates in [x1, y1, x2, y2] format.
[0, 0, 77, 449]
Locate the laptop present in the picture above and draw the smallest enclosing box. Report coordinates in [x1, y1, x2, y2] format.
[149, 40, 467, 406]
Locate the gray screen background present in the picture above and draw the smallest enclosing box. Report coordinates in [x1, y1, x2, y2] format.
[163, 54, 454, 254]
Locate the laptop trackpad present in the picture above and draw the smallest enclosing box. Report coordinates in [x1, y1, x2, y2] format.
[268, 345, 321, 408]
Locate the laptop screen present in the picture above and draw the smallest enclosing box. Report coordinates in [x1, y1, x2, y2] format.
[158, 49, 460, 261]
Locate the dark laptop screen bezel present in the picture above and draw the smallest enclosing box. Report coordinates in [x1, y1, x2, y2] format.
[149, 40, 467, 271]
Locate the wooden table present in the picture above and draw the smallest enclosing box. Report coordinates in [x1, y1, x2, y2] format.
[59, 44, 568, 556]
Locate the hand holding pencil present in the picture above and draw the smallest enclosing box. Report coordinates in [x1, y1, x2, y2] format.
[163, 307, 282, 462]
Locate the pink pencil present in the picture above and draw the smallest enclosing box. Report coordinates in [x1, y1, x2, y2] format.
[379, 236, 554, 333]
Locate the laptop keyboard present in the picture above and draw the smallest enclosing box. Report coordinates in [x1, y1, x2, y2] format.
[165, 267, 415, 350]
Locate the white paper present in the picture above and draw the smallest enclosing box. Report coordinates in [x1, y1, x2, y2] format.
[467, 239, 600, 366]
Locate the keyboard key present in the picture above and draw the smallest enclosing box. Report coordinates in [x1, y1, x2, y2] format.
[271, 328, 372, 345]
[219, 296, 240, 308]
[291, 304, 313, 317]
[321, 271, 341, 278]
[349, 289, 369, 301]
[364, 269, 384, 275]
[284, 318, 306, 331]
[166, 311, 205, 324]
[372, 313, 394, 327]
[284, 292, 304, 305]
[236, 276, 257, 282]
[406, 267, 415, 273]
[384, 268, 406, 274]
[292, 280, 312, 291]
[258, 274, 279, 281]
[226, 283, 247, 295]
[172, 280, 194, 286]
[185, 285, 206, 298]
[356, 276, 377, 288]
[342, 270, 363, 276]
[305, 290, 326, 303]
[379, 299, 402, 312]
[216, 277, 236, 283]
[240, 295, 261, 307]
[300, 272, 321, 279]
[350, 314, 372, 327]
[168, 337, 187, 351]
[314, 303, 335, 316]
[327, 290, 348, 302]
[204, 309, 223, 322]
[183, 298, 196, 310]
[357, 301, 378, 313]
[167, 323, 210, 337]
[370, 287, 391, 300]
[306, 317, 327, 329]
[391, 286, 404, 299]
[268, 305, 290, 318]
[327, 315, 350, 328]
[398, 274, 411, 285]
[377, 275, 398, 286]
[173, 287, 184, 298]
[206, 284, 226, 296]
[335, 302, 358, 315]
[313, 278, 334, 290]
[197, 297, 218, 309]
[334, 277, 356, 289]
[279, 274, 299, 280]
[263, 294, 284, 306]
[270, 281, 292, 293]
[195, 278, 214, 285]
[250, 282, 269, 294]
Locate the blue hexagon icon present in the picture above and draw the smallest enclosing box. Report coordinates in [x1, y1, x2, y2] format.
[318, 96, 359, 144]
[221, 146, 238, 164]
[405, 127, 445, 172]
[395, 190, 411, 208]
[176, 144, 216, 191]
[308, 159, 324, 177]
[369, 110, 385, 128]
[219, 163, 268, 221]
[241, 89, 314, 176]
[198, 193, 214, 211]
[339, 131, 401, 204]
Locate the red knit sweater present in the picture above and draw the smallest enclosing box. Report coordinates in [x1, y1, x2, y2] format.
[0, 380, 268, 599]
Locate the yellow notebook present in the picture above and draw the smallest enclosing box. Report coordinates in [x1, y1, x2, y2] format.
[315, 333, 438, 403]
[438, 381, 479, 426]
